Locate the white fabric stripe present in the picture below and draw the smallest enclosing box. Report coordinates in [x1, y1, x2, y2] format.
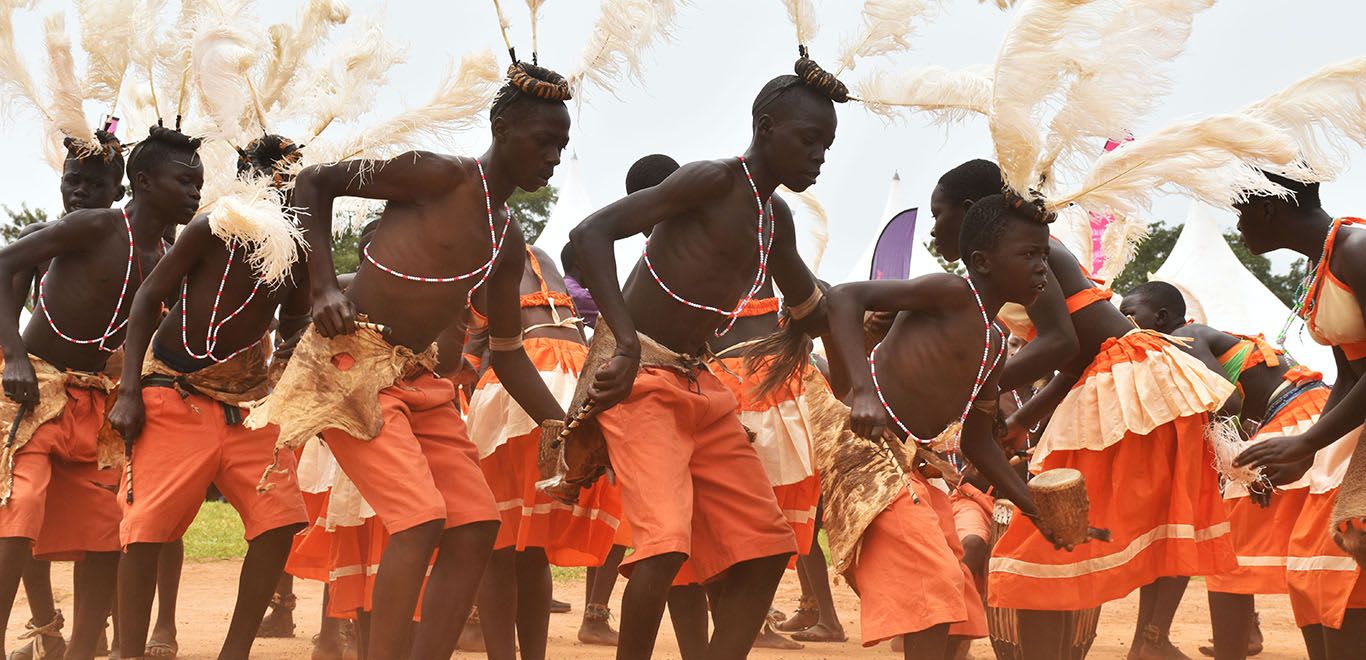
[1235, 555, 1287, 568]
[330, 563, 432, 582]
[989, 522, 1231, 579]
[468, 368, 580, 459]
[1286, 555, 1361, 572]
[783, 506, 817, 525]
[493, 497, 622, 531]
[738, 400, 817, 487]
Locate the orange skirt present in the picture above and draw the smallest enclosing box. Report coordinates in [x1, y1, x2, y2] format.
[1206, 490, 1306, 595]
[286, 488, 395, 619]
[1287, 489, 1366, 628]
[989, 414, 1235, 611]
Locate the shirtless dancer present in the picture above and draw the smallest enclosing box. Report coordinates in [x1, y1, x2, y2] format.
[1123, 280, 1358, 660]
[0, 126, 199, 660]
[929, 160, 1238, 658]
[568, 58, 842, 659]
[1232, 175, 1366, 660]
[105, 134, 311, 660]
[247, 61, 572, 659]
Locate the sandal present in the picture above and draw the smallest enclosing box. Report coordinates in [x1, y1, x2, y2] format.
[145, 635, 178, 659]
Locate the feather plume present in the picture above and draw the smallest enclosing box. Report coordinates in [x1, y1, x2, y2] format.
[206, 175, 307, 288]
[128, 0, 171, 119]
[75, 0, 138, 111]
[835, 0, 940, 76]
[288, 20, 404, 141]
[980, 0, 1016, 7]
[0, 0, 45, 120]
[854, 65, 992, 124]
[988, 0, 1104, 196]
[191, 4, 266, 142]
[1048, 114, 1310, 219]
[569, 0, 680, 99]
[314, 49, 502, 164]
[1096, 212, 1147, 281]
[42, 13, 91, 167]
[1034, 0, 1214, 185]
[157, 1, 205, 124]
[525, 0, 544, 56]
[782, 0, 819, 47]
[786, 187, 830, 273]
[258, 0, 351, 113]
[1243, 56, 1366, 181]
[491, 0, 515, 54]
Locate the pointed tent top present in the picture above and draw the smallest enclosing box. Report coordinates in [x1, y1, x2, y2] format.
[1152, 203, 1336, 379]
[892, 171, 901, 181]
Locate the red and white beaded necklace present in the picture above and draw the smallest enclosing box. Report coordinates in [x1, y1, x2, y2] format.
[362, 159, 511, 303]
[180, 242, 263, 364]
[36, 207, 139, 353]
[869, 275, 1006, 445]
[642, 156, 774, 337]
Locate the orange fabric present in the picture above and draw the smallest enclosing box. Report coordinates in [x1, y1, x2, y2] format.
[1283, 364, 1325, 386]
[1287, 489, 1365, 628]
[119, 387, 307, 545]
[989, 414, 1235, 611]
[288, 492, 407, 619]
[734, 297, 779, 318]
[519, 290, 576, 310]
[1301, 217, 1366, 360]
[772, 476, 820, 558]
[1206, 490, 1306, 595]
[951, 483, 994, 542]
[0, 385, 120, 558]
[596, 367, 797, 583]
[849, 481, 987, 646]
[1064, 286, 1113, 315]
[322, 372, 497, 534]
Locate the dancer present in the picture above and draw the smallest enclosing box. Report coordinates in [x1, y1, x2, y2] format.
[1233, 176, 1366, 659]
[247, 59, 573, 659]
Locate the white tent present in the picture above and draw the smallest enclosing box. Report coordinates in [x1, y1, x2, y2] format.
[842, 172, 944, 283]
[1152, 203, 1336, 380]
[534, 154, 643, 284]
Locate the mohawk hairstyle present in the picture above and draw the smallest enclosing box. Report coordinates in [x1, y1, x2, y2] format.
[752, 57, 850, 117]
[489, 61, 572, 121]
[236, 134, 304, 180]
[1125, 280, 1187, 319]
[126, 125, 203, 186]
[64, 129, 124, 171]
[938, 159, 1003, 205]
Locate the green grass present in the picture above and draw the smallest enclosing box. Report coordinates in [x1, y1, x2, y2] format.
[183, 501, 248, 560]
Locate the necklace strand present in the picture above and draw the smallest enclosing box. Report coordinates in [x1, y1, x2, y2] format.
[37, 208, 136, 352]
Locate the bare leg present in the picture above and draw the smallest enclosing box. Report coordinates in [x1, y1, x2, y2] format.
[1134, 576, 1191, 657]
[1206, 591, 1253, 660]
[311, 586, 348, 660]
[256, 568, 296, 638]
[513, 548, 552, 660]
[12, 557, 67, 659]
[363, 520, 443, 659]
[354, 610, 371, 660]
[216, 524, 302, 660]
[1321, 607, 1366, 660]
[901, 624, 950, 660]
[147, 539, 184, 656]
[789, 515, 845, 642]
[1017, 609, 1072, 660]
[117, 542, 164, 658]
[703, 553, 791, 660]
[616, 552, 686, 660]
[408, 520, 498, 660]
[477, 548, 518, 660]
[68, 551, 119, 660]
[0, 539, 35, 657]
[579, 544, 626, 645]
[667, 584, 709, 660]
[1301, 624, 1327, 660]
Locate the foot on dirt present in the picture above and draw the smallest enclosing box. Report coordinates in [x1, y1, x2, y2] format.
[9, 610, 66, 660]
[257, 593, 297, 638]
[1129, 626, 1190, 660]
[753, 621, 803, 650]
[791, 620, 848, 643]
[550, 598, 572, 614]
[311, 633, 344, 660]
[775, 597, 818, 632]
[577, 604, 619, 646]
[146, 626, 178, 659]
[1197, 613, 1264, 658]
[457, 609, 486, 653]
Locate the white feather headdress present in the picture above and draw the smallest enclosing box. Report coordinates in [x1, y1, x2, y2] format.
[782, 0, 820, 47]
[257, 0, 350, 114]
[0, 0, 44, 121]
[1242, 56, 1366, 181]
[41, 13, 93, 167]
[75, 0, 137, 113]
[835, 0, 941, 76]
[569, 0, 681, 99]
[190, 3, 266, 143]
[786, 187, 830, 273]
[854, 65, 992, 124]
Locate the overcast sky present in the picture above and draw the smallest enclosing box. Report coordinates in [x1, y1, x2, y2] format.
[2, 0, 1361, 279]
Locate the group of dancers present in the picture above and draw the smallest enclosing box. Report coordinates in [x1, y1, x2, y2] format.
[0, 0, 1364, 659]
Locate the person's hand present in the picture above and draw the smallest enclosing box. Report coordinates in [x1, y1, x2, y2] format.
[997, 412, 1028, 451]
[310, 287, 356, 338]
[1021, 507, 1074, 551]
[107, 391, 146, 445]
[1249, 484, 1275, 509]
[587, 353, 639, 411]
[1264, 456, 1313, 487]
[2, 356, 38, 405]
[848, 388, 888, 440]
[1235, 434, 1318, 470]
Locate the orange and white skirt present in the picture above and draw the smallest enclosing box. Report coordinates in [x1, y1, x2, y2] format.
[466, 336, 622, 566]
[989, 331, 1237, 611]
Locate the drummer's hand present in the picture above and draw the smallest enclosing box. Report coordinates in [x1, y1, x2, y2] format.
[1234, 434, 1317, 469]
[849, 388, 888, 440]
[1264, 456, 1313, 487]
[311, 286, 356, 337]
[1022, 508, 1074, 552]
[588, 353, 638, 411]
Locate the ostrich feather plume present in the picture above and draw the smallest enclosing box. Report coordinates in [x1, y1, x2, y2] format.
[855, 65, 992, 124]
[835, 0, 940, 75]
[1243, 56, 1366, 181]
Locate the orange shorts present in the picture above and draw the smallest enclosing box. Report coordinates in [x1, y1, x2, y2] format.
[0, 385, 120, 558]
[849, 476, 987, 646]
[596, 367, 796, 583]
[119, 386, 307, 545]
[951, 483, 994, 543]
[322, 372, 497, 534]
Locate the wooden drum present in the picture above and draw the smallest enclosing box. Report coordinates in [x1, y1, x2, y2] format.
[1030, 468, 1100, 547]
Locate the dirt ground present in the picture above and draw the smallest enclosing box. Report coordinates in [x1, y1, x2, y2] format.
[7, 561, 1308, 659]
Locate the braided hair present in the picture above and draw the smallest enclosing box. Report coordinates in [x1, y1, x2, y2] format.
[490, 62, 572, 121]
[236, 134, 304, 184]
[752, 56, 850, 118]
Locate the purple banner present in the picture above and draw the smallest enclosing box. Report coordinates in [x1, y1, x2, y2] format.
[870, 208, 919, 280]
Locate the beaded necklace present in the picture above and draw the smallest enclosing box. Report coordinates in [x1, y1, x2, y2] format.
[1276, 221, 1335, 347]
[180, 242, 262, 364]
[642, 157, 774, 337]
[869, 276, 1006, 446]
[362, 159, 511, 305]
[37, 208, 139, 352]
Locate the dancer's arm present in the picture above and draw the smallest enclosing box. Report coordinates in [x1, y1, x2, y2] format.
[486, 232, 565, 423]
[997, 269, 1077, 391]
